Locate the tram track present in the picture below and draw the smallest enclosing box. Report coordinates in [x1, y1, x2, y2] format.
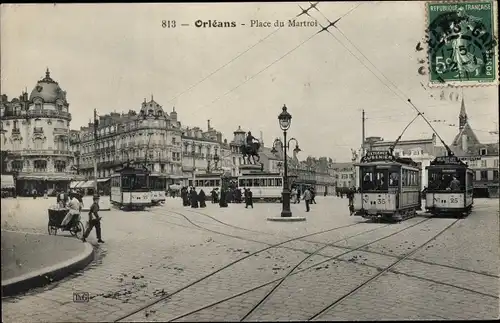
[112, 211, 386, 322]
[175, 218, 492, 322]
[307, 218, 463, 321]
[164, 217, 433, 322]
[155, 206, 499, 279]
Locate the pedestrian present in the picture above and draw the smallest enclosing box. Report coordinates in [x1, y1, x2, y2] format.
[199, 189, 207, 208]
[303, 187, 312, 212]
[348, 187, 355, 215]
[310, 187, 317, 204]
[61, 193, 82, 227]
[190, 188, 199, 208]
[82, 194, 104, 243]
[245, 188, 253, 209]
[296, 188, 301, 204]
[291, 188, 297, 204]
[181, 187, 189, 206]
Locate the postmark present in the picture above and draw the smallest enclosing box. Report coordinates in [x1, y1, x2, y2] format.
[426, 1, 498, 87]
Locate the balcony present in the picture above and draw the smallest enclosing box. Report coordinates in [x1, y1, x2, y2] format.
[33, 127, 44, 134]
[53, 127, 69, 135]
[25, 110, 72, 121]
[12, 128, 21, 135]
[19, 149, 73, 157]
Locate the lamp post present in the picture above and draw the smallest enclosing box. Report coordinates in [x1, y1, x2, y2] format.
[270, 105, 302, 217]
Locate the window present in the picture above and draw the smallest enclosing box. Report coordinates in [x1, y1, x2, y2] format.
[493, 170, 499, 180]
[494, 159, 499, 168]
[480, 148, 487, 155]
[34, 160, 47, 172]
[389, 171, 400, 187]
[427, 168, 465, 191]
[481, 160, 487, 168]
[480, 171, 488, 180]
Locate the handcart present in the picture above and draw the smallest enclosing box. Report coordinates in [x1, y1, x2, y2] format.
[47, 207, 84, 239]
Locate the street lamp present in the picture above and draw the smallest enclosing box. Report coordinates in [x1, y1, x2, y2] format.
[275, 105, 302, 217]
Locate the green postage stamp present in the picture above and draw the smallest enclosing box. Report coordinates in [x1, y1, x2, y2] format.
[426, 1, 498, 86]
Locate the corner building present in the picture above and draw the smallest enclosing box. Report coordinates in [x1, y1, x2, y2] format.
[73, 97, 184, 187]
[0, 69, 79, 195]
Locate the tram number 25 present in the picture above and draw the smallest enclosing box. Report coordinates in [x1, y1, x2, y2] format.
[449, 197, 459, 203]
[377, 198, 386, 204]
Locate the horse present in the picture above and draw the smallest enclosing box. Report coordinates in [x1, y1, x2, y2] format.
[241, 142, 261, 164]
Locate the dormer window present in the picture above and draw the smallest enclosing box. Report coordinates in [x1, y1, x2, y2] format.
[480, 148, 487, 156]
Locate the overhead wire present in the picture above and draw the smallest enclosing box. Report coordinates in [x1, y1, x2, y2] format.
[165, 2, 353, 105]
[183, 3, 365, 117]
[307, 3, 459, 151]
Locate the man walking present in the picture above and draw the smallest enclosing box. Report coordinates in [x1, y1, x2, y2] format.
[303, 186, 312, 212]
[82, 194, 104, 243]
[310, 187, 317, 204]
[245, 188, 254, 209]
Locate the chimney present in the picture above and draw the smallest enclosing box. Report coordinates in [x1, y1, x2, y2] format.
[207, 119, 211, 131]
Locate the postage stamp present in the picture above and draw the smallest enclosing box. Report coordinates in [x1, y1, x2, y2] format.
[426, 1, 498, 87]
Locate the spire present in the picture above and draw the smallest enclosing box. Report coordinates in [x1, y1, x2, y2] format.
[46, 68, 50, 78]
[459, 97, 468, 130]
[151, 94, 154, 101]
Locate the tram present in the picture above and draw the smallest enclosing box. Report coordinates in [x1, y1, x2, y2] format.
[425, 154, 473, 217]
[238, 172, 297, 202]
[352, 150, 422, 222]
[110, 164, 152, 210]
[149, 173, 167, 205]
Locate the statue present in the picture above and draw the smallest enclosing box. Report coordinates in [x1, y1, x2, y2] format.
[351, 148, 358, 162]
[241, 131, 260, 165]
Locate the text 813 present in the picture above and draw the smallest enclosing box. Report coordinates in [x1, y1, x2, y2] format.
[162, 20, 176, 28]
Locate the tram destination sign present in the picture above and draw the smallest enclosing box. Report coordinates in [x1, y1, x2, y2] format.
[432, 155, 467, 165]
[361, 151, 394, 162]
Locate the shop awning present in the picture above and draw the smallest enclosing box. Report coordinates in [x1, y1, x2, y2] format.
[16, 174, 73, 181]
[69, 181, 80, 188]
[97, 178, 110, 183]
[1, 175, 15, 189]
[79, 180, 95, 188]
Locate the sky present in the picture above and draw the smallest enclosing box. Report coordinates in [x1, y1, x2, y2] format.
[1, 2, 498, 162]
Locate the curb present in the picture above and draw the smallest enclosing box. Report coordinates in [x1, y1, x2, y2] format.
[1, 242, 95, 297]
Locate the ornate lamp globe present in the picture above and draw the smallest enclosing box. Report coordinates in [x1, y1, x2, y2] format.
[278, 105, 292, 131]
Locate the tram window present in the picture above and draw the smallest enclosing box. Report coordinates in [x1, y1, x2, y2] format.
[401, 169, 407, 186]
[361, 169, 374, 190]
[276, 178, 283, 187]
[243, 179, 252, 187]
[188, 180, 193, 187]
[375, 170, 388, 190]
[268, 178, 275, 186]
[122, 176, 131, 189]
[239, 179, 244, 187]
[259, 179, 266, 186]
[253, 179, 260, 186]
[389, 171, 399, 187]
[216, 180, 220, 187]
[132, 175, 148, 189]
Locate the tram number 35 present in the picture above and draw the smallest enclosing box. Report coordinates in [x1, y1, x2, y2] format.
[450, 197, 459, 203]
[377, 198, 386, 204]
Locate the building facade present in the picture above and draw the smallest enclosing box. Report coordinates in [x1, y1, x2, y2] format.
[450, 98, 499, 198]
[0, 69, 81, 195]
[73, 97, 185, 186]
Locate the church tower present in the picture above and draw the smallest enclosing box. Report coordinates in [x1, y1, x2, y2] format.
[459, 97, 468, 130]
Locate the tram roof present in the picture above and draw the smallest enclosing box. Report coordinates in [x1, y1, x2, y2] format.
[355, 160, 419, 168]
[239, 172, 288, 177]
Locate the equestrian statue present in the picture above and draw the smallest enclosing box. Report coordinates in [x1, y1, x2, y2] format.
[241, 131, 261, 165]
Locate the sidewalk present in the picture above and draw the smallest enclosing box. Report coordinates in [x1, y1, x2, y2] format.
[1, 230, 94, 297]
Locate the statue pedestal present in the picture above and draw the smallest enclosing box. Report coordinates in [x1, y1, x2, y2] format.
[239, 164, 262, 175]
